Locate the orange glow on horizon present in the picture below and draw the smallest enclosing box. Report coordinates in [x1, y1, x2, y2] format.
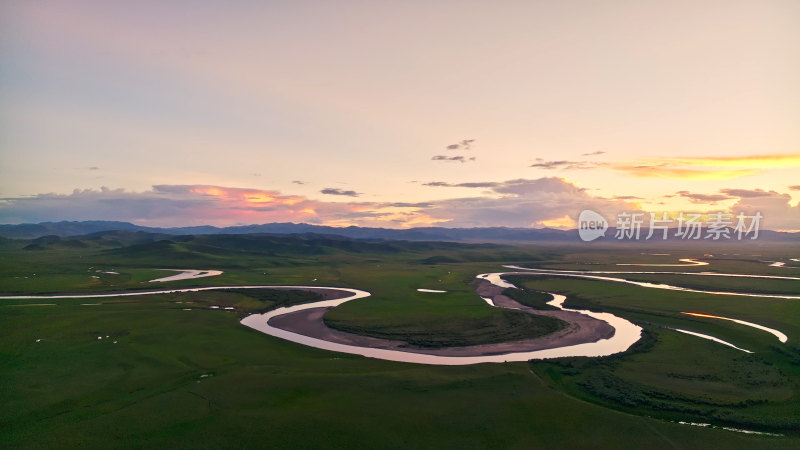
[395, 214, 452, 228]
[682, 312, 723, 319]
[614, 165, 759, 180]
[192, 187, 227, 197]
[280, 197, 304, 206]
[244, 193, 275, 203]
[614, 153, 800, 180]
[665, 154, 800, 169]
[538, 215, 576, 229]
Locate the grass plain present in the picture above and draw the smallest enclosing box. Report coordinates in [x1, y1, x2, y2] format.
[1, 232, 799, 448]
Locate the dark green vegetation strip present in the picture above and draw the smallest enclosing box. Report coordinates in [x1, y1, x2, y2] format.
[127, 288, 324, 316]
[532, 327, 799, 431]
[324, 306, 567, 348]
[501, 281, 559, 310]
[513, 275, 800, 433]
[610, 273, 800, 296]
[217, 288, 322, 313]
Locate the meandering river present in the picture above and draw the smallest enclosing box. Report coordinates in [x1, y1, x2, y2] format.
[1, 259, 791, 365]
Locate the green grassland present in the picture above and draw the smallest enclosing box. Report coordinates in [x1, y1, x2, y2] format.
[1, 232, 799, 448]
[324, 292, 567, 348]
[502, 286, 561, 310]
[515, 244, 800, 277]
[509, 276, 800, 432]
[599, 272, 800, 295]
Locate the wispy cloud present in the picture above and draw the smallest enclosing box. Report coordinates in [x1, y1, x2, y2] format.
[434, 140, 476, 163]
[432, 155, 476, 163]
[614, 165, 758, 180]
[423, 181, 499, 188]
[385, 202, 433, 208]
[611, 195, 642, 200]
[530, 159, 604, 170]
[663, 154, 800, 169]
[673, 188, 789, 204]
[292, 180, 306, 185]
[676, 190, 732, 204]
[614, 153, 800, 180]
[719, 188, 775, 198]
[445, 139, 475, 151]
[320, 188, 359, 197]
[526, 152, 799, 179]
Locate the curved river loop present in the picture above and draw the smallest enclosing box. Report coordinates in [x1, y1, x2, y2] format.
[0, 261, 792, 365]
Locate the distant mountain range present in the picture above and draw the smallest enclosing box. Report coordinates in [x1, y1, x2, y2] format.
[0, 220, 796, 243]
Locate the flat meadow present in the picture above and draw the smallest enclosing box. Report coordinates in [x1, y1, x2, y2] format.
[1, 233, 799, 448]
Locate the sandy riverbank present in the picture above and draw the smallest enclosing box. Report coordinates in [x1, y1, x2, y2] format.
[266, 279, 615, 357]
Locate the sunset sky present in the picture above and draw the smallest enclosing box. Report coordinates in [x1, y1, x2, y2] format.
[1, 1, 799, 230]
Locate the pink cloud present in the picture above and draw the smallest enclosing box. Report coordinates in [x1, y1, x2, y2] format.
[2, 179, 797, 230]
[0, 179, 631, 228]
